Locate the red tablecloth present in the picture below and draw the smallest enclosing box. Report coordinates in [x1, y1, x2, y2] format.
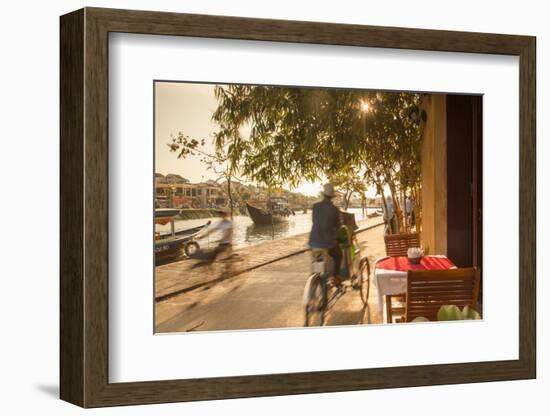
[376, 255, 455, 272]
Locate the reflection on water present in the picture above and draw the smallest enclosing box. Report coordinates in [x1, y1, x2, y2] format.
[246, 220, 291, 243]
[156, 208, 375, 250]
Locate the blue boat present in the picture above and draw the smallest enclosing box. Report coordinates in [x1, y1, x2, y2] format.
[154, 209, 208, 265]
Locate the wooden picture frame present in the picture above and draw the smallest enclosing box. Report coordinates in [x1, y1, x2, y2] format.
[60, 7, 536, 408]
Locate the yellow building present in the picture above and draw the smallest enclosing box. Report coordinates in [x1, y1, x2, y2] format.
[155, 175, 223, 208]
[420, 94, 482, 268]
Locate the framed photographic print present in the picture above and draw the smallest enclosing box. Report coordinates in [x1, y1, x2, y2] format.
[60, 7, 536, 408]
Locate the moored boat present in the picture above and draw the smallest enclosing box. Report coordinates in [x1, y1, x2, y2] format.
[246, 198, 294, 226]
[157, 223, 208, 239]
[154, 209, 208, 265]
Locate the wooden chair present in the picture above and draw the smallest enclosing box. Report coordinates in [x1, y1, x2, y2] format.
[403, 267, 481, 322]
[383, 233, 420, 322]
[384, 232, 420, 257]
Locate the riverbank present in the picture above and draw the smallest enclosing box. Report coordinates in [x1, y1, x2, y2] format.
[177, 208, 223, 220]
[155, 218, 384, 302]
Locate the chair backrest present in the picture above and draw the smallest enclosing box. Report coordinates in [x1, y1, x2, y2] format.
[384, 233, 420, 257]
[405, 267, 480, 322]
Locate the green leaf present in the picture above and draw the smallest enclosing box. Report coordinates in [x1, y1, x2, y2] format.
[461, 306, 482, 320]
[412, 316, 430, 323]
[437, 305, 463, 321]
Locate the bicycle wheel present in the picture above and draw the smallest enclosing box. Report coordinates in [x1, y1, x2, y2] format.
[359, 257, 371, 305]
[303, 273, 326, 327]
[184, 241, 200, 257]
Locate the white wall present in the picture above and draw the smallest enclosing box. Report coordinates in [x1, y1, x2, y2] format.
[0, 0, 545, 414]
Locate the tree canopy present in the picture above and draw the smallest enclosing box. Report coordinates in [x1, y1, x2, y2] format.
[169, 84, 425, 233]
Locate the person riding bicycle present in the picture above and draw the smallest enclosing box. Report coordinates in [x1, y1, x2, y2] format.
[194, 209, 234, 262]
[308, 183, 343, 283]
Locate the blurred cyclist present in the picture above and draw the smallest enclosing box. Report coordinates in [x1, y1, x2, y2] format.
[308, 183, 343, 283]
[194, 209, 233, 262]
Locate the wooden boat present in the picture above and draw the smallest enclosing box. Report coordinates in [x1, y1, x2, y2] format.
[154, 209, 207, 265]
[246, 198, 294, 226]
[157, 223, 207, 239]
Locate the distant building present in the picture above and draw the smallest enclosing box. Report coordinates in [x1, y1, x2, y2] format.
[155, 173, 224, 208]
[165, 173, 189, 184]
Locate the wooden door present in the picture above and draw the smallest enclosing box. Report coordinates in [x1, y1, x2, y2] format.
[446, 95, 482, 269]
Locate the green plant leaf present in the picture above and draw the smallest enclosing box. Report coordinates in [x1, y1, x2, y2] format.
[437, 305, 462, 321]
[412, 316, 430, 323]
[462, 306, 481, 320]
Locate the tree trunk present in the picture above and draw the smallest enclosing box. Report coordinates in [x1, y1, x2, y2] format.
[227, 174, 233, 219]
[344, 190, 351, 210]
[412, 183, 422, 241]
[267, 186, 275, 238]
[401, 188, 408, 232]
[377, 180, 391, 233]
[387, 179, 402, 234]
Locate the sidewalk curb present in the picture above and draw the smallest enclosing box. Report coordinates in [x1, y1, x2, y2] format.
[155, 221, 384, 302]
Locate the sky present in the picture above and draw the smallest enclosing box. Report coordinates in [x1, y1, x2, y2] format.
[155, 82, 219, 182]
[154, 81, 378, 197]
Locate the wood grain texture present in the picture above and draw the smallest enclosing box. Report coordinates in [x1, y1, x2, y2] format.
[59, 8, 84, 406]
[88, 7, 532, 54]
[384, 233, 421, 257]
[83, 10, 110, 406]
[518, 37, 536, 376]
[404, 268, 480, 322]
[59, 7, 537, 408]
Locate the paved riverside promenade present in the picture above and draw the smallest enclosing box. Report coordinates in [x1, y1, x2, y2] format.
[155, 219, 387, 332]
[155, 218, 384, 301]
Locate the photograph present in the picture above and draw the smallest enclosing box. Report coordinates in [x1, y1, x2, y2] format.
[51, 4, 538, 410]
[153, 81, 483, 332]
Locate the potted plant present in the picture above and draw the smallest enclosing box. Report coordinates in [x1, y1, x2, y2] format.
[412, 305, 481, 322]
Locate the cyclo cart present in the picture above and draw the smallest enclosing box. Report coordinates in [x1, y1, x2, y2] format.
[302, 212, 371, 326]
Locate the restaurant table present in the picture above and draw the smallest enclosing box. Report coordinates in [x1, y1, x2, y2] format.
[373, 255, 457, 322]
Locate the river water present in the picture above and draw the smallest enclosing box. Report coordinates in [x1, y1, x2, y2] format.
[157, 207, 378, 250]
